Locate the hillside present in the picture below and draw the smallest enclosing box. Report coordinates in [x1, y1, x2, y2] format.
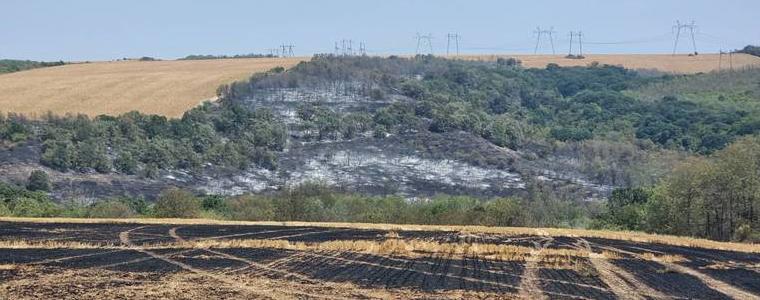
[0, 58, 303, 117]
[1, 54, 758, 118]
[3, 55, 760, 242]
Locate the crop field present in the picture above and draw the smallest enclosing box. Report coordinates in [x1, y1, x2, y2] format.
[0, 58, 303, 118]
[1, 218, 758, 299]
[459, 53, 760, 74]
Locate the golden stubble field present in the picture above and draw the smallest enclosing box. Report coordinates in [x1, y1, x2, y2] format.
[461, 53, 760, 74]
[0, 57, 303, 118]
[1, 54, 758, 118]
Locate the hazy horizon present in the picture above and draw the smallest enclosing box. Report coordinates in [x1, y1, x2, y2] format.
[1, 0, 759, 61]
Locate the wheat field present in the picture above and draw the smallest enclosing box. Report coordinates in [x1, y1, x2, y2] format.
[0, 58, 303, 118]
[459, 53, 760, 74]
[1, 54, 758, 118]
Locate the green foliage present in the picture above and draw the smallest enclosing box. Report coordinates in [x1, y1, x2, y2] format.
[0, 114, 31, 142]
[154, 188, 202, 218]
[25, 101, 286, 175]
[595, 188, 651, 231]
[26, 170, 51, 192]
[736, 45, 760, 57]
[88, 200, 136, 218]
[0, 59, 65, 74]
[225, 195, 276, 221]
[10, 198, 59, 217]
[595, 136, 760, 241]
[0, 201, 10, 216]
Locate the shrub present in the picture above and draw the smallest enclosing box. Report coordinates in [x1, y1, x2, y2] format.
[225, 195, 276, 221]
[202, 195, 225, 210]
[0, 201, 10, 216]
[26, 170, 51, 192]
[89, 200, 136, 218]
[153, 188, 201, 218]
[10, 198, 58, 217]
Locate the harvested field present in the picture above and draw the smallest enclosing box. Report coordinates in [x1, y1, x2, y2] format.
[1, 218, 758, 299]
[0, 58, 303, 118]
[457, 53, 760, 74]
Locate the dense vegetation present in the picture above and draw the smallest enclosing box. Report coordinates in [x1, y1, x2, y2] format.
[596, 136, 760, 241]
[1, 103, 286, 176]
[222, 55, 760, 155]
[0, 59, 65, 74]
[736, 45, 760, 57]
[0, 179, 596, 228]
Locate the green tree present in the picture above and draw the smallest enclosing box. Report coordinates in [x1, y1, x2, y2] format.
[154, 188, 202, 218]
[89, 200, 136, 218]
[26, 170, 51, 192]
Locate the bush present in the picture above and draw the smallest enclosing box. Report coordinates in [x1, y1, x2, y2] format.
[26, 170, 51, 192]
[225, 195, 276, 221]
[89, 200, 136, 218]
[10, 198, 58, 217]
[0, 202, 10, 216]
[153, 188, 201, 218]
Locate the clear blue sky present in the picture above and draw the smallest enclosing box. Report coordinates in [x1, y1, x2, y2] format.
[2, 0, 759, 61]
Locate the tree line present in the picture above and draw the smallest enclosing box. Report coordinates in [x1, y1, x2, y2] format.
[1, 102, 286, 177]
[0, 59, 65, 74]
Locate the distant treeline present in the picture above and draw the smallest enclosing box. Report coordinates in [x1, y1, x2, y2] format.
[736, 45, 760, 57]
[0, 59, 65, 74]
[179, 53, 277, 60]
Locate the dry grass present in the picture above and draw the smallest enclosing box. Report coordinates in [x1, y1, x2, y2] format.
[456, 53, 760, 74]
[0, 239, 123, 249]
[3, 217, 759, 254]
[177, 238, 538, 261]
[639, 252, 689, 263]
[0, 57, 303, 118]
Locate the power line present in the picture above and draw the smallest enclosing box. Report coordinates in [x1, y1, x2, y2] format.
[280, 44, 295, 57]
[533, 26, 556, 54]
[672, 20, 698, 55]
[568, 31, 584, 56]
[446, 33, 460, 56]
[415, 33, 434, 55]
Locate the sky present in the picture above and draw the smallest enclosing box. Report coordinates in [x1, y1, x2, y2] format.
[1, 0, 759, 61]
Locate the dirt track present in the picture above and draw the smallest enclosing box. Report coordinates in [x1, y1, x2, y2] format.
[1, 221, 758, 299]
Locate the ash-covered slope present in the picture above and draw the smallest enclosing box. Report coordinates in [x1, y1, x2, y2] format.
[3, 55, 678, 201]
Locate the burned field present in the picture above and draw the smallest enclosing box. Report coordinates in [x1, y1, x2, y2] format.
[1, 220, 759, 299]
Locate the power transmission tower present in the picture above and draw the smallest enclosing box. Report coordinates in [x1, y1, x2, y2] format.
[337, 39, 355, 56]
[280, 44, 294, 57]
[672, 20, 698, 55]
[568, 31, 584, 56]
[359, 42, 366, 56]
[533, 27, 556, 54]
[415, 33, 434, 55]
[267, 48, 279, 57]
[446, 33, 460, 56]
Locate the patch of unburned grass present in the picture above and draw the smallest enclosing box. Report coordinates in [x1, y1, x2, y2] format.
[0, 239, 123, 249]
[3, 217, 759, 254]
